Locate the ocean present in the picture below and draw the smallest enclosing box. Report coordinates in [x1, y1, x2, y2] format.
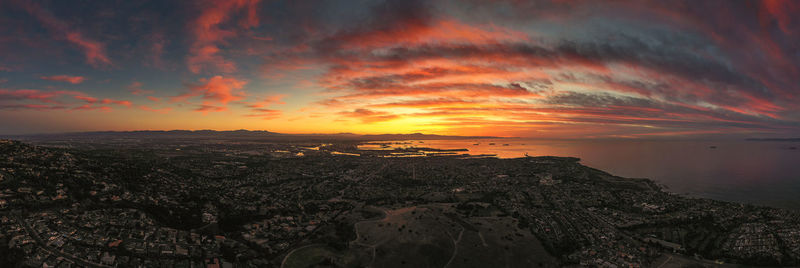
[361, 139, 800, 210]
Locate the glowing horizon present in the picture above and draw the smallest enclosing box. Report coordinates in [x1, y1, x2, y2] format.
[1, 0, 799, 139]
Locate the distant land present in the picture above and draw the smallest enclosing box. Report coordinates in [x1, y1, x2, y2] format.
[5, 130, 503, 142]
[4, 138, 800, 266]
[746, 138, 800, 142]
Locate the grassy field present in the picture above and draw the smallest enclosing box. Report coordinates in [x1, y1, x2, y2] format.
[456, 217, 559, 267]
[282, 245, 338, 268]
[282, 244, 368, 268]
[283, 203, 559, 268]
[356, 206, 460, 267]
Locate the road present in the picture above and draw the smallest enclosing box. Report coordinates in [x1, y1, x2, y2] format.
[13, 214, 112, 268]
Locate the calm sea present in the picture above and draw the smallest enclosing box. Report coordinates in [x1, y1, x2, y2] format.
[363, 139, 800, 210]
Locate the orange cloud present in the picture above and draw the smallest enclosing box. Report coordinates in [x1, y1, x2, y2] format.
[0, 89, 83, 103]
[64, 32, 111, 67]
[305, 27, 793, 136]
[331, 19, 529, 50]
[245, 108, 282, 119]
[188, 0, 261, 73]
[195, 104, 227, 114]
[370, 98, 479, 109]
[0, 104, 67, 111]
[246, 94, 287, 108]
[128, 81, 155, 96]
[338, 108, 400, 123]
[237, 94, 287, 119]
[40, 75, 86, 84]
[138, 105, 172, 114]
[110, 100, 133, 107]
[16, 1, 111, 67]
[145, 32, 168, 68]
[74, 95, 132, 107]
[0, 89, 135, 113]
[173, 76, 247, 113]
[760, 0, 798, 34]
[73, 104, 112, 111]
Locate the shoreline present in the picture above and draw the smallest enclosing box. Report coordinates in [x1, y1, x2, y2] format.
[3, 139, 800, 266]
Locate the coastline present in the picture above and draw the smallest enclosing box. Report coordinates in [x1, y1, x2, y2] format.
[3, 139, 800, 266]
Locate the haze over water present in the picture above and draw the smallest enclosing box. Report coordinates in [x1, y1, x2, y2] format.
[365, 139, 800, 210]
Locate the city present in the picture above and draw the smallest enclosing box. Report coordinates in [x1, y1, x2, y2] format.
[2, 135, 800, 267]
[1, 0, 799, 267]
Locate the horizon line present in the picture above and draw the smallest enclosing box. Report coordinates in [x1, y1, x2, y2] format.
[2, 129, 795, 142]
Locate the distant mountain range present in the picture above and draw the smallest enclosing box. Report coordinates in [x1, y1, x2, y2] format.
[8, 130, 502, 142]
[746, 138, 800, 142]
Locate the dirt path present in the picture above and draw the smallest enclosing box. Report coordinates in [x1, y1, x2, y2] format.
[655, 255, 673, 268]
[350, 206, 389, 266]
[443, 227, 465, 268]
[280, 243, 324, 268]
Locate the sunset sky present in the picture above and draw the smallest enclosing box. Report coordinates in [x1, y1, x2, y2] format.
[1, 0, 798, 138]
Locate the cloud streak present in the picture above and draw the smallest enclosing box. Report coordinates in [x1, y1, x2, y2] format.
[1, 88, 132, 112]
[256, 0, 800, 138]
[173, 76, 247, 113]
[0, 0, 798, 137]
[40, 75, 86, 84]
[187, 0, 261, 73]
[14, 0, 111, 67]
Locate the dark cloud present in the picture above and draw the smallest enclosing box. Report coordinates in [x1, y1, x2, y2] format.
[0, 0, 798, 137]
[338, 108, 400, 123]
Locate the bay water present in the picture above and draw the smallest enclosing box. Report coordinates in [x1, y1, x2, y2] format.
[362, 139, 800, 209]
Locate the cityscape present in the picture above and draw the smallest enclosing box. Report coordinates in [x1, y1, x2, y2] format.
[2, 0, 800, 267]
[0, 132, 799, 267]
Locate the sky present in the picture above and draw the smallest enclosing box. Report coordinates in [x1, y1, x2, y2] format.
[0, 0, 798, 139]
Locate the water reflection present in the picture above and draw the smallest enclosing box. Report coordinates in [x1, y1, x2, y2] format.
[361, 139, 800, 209]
